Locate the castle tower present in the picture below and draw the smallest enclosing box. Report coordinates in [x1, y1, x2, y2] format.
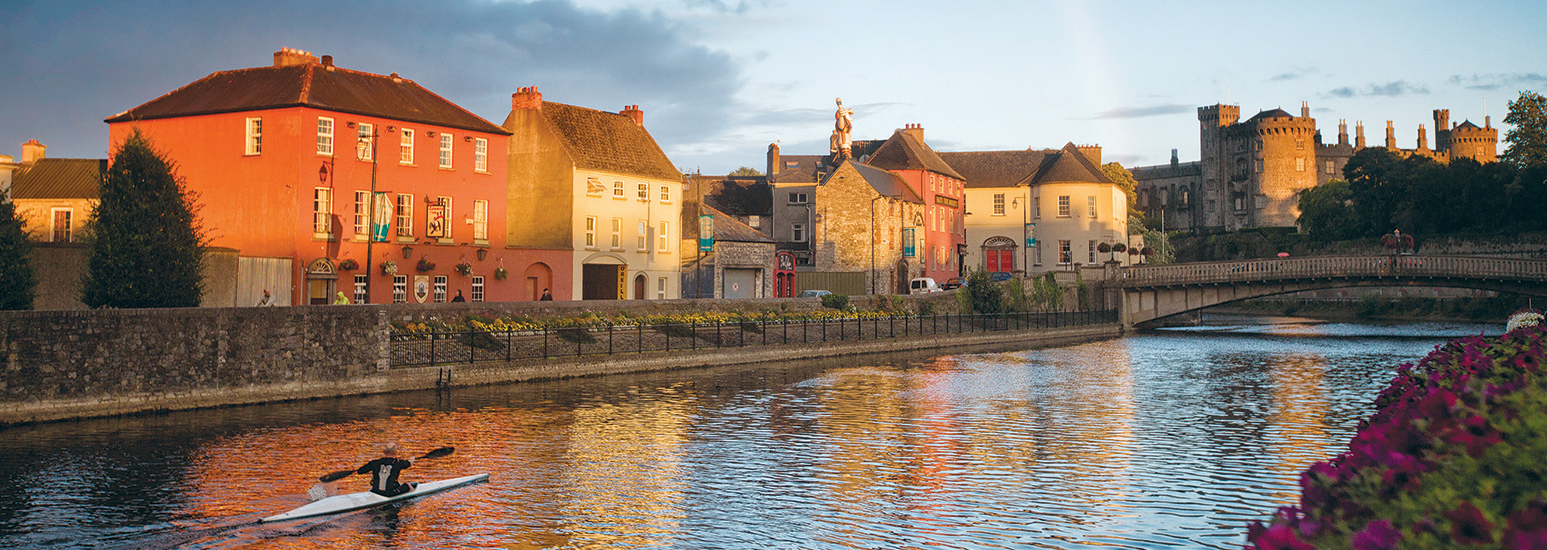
[1448, 118, 1499, 163]
[1245, 108, 1318, 228]
[1433, 109, 1452, 153]
[1417, 124, 1429, 152]
[1338, 119, 1349, 146]
[1198, 104, 1241, 232]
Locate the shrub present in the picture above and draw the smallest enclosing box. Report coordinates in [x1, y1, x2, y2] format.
[821, 293, 849, 310]
[1246, 323, 1547, 549]
[918, 300, 936, 316]
[963, 270, 1003, 314]
[0, 199, 35, 310]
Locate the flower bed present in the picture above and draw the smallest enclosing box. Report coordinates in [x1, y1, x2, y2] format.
[391, 309, 916, 336]
[1247, 313, 1547, 549]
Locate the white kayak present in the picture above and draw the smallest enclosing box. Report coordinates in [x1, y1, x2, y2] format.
[261, 473, 489, 523]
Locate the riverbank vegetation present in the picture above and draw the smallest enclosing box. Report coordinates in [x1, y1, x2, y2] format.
[1213, 294, 1531, 324]
[1246, 311, 1547, 549]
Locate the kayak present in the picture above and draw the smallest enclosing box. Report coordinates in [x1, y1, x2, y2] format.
[261, 473, 489, 523]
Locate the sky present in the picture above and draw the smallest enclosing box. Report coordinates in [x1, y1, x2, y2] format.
[3, 0, 1545, 174]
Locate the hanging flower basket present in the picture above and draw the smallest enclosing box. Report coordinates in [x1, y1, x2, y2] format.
[493, 267, 508, 281]
[454, 262, 472, 276]
[338, 258, 359, 271]
[416, 257, 437, 272]
[380, 260, 398, 275]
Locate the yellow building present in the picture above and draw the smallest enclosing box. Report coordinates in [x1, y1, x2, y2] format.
[6, 140, 103, 243]
[502, 88, 683, 300]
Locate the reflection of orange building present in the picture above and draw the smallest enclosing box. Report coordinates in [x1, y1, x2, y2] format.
[107, 48, 568, 305]
[1264, 354, 1330, 504]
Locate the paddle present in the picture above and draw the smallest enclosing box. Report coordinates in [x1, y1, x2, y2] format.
[316, 446, 456, 483]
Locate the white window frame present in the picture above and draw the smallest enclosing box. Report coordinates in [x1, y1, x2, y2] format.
[611, 217, 622, 250]
[356, 123, 373, 161]
[472, 199, 488, 242]
[439, 133, 453, 168]
[657, 277, 667, 299]
[433, 275, 447, 303]
[49, 207, 73, 243]
[317, 117, 334, 156]
[474, 138, 488, 172]
[353, 190, 370, 237]
[637, 220, 648, 251]
[637, 182, 649, 201]
[436, 196, 452, 241]
[585, 216, 597, 249]
[353, 274, 368, 304]
[1034, 196, 1041, 219]
[1058, 195, 1070, 217]
[1088, 196, 1097, 218]
[613, 180, 625, 199]
[1059, 240, 1072, 264]
[396, 193, 414, 238]
[792, 223, 806, 243]
[658, 221, 669, 252]
[1088, 240, 1097, 263]
[399, 128, 414, 164]
[393, 275, 407, 303]
[993, 193, 1005, 216]
[313, 187, 332, 236]
[1297, 157, 1306, 172]
[660, 185, 671, 203]
[245, 117, 262, 155]
[471, 276, 485, 302]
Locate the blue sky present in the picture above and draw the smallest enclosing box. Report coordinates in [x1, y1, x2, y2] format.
[3, 0, 1544, 173]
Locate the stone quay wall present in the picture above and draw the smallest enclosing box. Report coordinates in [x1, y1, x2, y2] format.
[1, 298, 1113, 426]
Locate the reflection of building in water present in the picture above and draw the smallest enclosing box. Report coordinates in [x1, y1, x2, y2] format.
[1023, 343, 1137, 510]
[1263, 354, 1330, 504]
[557, 397, 694, 548]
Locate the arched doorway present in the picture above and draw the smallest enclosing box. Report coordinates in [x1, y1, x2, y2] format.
[634, 274, 647, 300]
[982, 236, 1016, 274]
[305, 258, 337, 305]
[524, 262, 553, 301]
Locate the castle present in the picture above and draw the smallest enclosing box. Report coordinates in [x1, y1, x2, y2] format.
[1133, 103, 1498, 234]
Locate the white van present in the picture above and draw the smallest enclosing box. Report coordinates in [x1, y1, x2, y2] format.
[909, 277, 941, 294]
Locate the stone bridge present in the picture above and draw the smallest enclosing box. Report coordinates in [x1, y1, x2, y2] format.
[1109, 255, 1547, 327]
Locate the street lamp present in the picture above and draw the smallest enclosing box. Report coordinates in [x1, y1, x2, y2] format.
[356, 127, 379, 303]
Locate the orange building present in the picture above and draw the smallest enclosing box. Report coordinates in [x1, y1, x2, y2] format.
[107, 48, 568, 305]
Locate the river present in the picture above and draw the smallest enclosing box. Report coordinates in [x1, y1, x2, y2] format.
[0, 315, 1502, 549]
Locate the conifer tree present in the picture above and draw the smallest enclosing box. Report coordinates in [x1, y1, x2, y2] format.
[82, 131, 206, 308]
[0, 198, 37, 310]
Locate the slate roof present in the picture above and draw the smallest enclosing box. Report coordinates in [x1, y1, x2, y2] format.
[105, 63, 509, 135]
[1455, 120, 1481, 130]
[1027, 143, 1113, 185]
[687, 175, 771, 217]
[538, 101, 681, 182]
[836, 160, 923, 203]
[769, 154, 829, 184]
[938, 149, 1056, 189]
[1248, 108, 1296, 122]
[864, 130, 966, 180]
[694, 203, 774, 243]
[11, 158, 105, 200]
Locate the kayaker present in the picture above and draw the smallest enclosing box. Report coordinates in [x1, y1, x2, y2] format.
[357, 443, 419, 497]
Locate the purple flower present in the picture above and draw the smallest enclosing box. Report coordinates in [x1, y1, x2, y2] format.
[1352, 519, 1402, 550]
[1252, 523, 1315, 550]
[1445, 501, 1496, 545]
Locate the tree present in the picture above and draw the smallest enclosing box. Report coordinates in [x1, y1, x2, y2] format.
[728, 166, 763, 177]
[82, 131, 207, 308]
[1100, 162, 1142, 218]
[1297, 179, 1357, 240]
[0, 199, 37, 310]
[1503, 90, 1547, 168]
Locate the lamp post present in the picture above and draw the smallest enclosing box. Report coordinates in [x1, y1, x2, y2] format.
[357, 128, 379, 303]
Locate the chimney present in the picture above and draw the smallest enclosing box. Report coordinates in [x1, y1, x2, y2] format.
[1170, 148, 1179, 167]
[902, 123, 924, 143]
[321, 55, 334, 68]
[1356, 122, 1366, 149]
[621, 104, 643, 126]
[21, 139, 46, 164]
[767, 142, 781, 177]
[1417, 125, 1428, 151]
[1385, 121, 1397, 149]
[272, 47, 319, 67]
[1485, 116, 1491, 129]
[1338, 119, 1349, 146]
[511, 87, 542, 110]
[1301, 101, 1309, 118]
[1075, 144, 1102, 165]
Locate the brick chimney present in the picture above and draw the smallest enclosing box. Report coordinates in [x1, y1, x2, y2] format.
[1301, 101, 1309, 118]
[512, 87, 542, 110]
[1385, 120, 1397, 150]
[1356, 122, 1366, 148]
[21, 139, 46, 164]
[1075, 144, 1102, 165]
[1417, 124, 1429, 151]
[621, 104, 643, 125]
[767, 142, 781, 177]
[901, 123, 924, 143]
[273, 47, 319, 67]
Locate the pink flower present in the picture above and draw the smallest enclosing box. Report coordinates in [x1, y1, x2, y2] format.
[1253, 523, 1315, 550]
[1352, 520, 1403, 550]
[1445, 501, 1496, 545]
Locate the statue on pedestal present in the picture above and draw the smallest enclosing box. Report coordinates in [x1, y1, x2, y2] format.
[831, 98, 854, 158]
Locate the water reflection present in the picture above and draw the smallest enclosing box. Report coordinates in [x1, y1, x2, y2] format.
[0, 319, 1501, 549]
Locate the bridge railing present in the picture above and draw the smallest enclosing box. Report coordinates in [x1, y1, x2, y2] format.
[1117, 255, 1547, 287]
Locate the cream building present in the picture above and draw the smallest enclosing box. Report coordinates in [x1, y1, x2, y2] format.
[5, 140, 103, 243]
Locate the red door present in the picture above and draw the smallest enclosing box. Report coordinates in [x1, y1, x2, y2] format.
[986, 249, 1012, 273]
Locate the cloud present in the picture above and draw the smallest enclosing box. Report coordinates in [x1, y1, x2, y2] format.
[1091, 104, 1194, 119]
[0, 0, 744, 159]
[1321, 81, 1428, 99]
[1269, 68, 1317, 82]
[1448, 73, 1547, 91]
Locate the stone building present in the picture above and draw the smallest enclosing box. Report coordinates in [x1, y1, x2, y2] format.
[1134, 102, 1499, 234]
[679, 203, 776, 299]
[3, 140, 102, 243]
[810, 159, 925, 295]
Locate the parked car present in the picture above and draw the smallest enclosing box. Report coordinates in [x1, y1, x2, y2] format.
[941, 277, 964, 290]
[798, 290, 832, 298]
[909, 277, 942, 294]
[989, 271, 1013, 282]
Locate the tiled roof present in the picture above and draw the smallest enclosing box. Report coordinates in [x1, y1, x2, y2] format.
[1248, 108, 1295, 122]
[11, 158, 105, 200]
[939, 149, 1056, 189]
[687, 175, 772, 217]
[836, 160, 923, 203]
[864, 130, 966, 180]
[105, 63, 509, 135]
[1455, 120, 1481, 130]
[696, 203, 774, 243]
[539, 101, 681, 182]
[1027, 143, 1112, 185]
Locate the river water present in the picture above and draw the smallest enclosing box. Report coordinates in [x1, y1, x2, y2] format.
[0, 315, 1501, 549]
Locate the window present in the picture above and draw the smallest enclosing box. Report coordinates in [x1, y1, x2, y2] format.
[438, 133, 453, 168]
[660, 185, 671, 202]
[430, 196, 451, 240]
[1325, 160, 1336, 175]
[1058, 195, 1071, 217]
[353, 191, 370, 236]
[356, 123, 373, 161]
[1297, 139, 1306, 150]
[396, 193, 414, 237]
[1296, 157, 1305, 172]
[353, 275, 368, 304]
[1088, 240, 1097, 263]
[658, 221, 669, 252]
[993, 193, 1005, 216]
[393, 275, 407, 303]
[245, 117, 262, 155]
[637, 220, 648, 250]
[1208, 199, 1217, 212]
[49, 208, 72, 243]
[611, 217, 622, 249]
[1059, 240, 1072, 264]
[585, 216, 597, 248]
[748, 215, 761, 228]
[471, 276, 485, 302]
[657, 277, 667, 299]
[400, 128, 414, 164]
[313, 188, 331, 235]
[433, 275, 447, 303]
[1256, 160, 1263, 173]
[474, 138, 488, 172]
[637, 182, 648, 201]
[472, 200, 488, 241]
[1034, 197, 1040, 219]
[1034, 243, 1043, 266]
[1088, 196, 1097, 217]
[317, 117, 334, 155]
[788, 192, 807, 204]
[613, 180, 625, 198]
[792, 223, 806, 243]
